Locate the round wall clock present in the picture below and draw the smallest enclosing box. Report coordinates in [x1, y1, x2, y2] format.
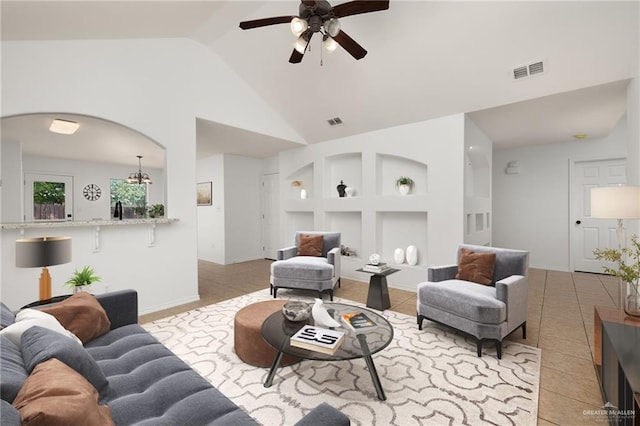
[83, 184, 102, 201]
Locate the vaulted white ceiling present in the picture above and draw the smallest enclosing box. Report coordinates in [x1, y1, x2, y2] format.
[1, 1, 637, 162]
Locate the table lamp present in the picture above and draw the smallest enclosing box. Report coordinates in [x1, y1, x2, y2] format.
[16, 236, 72, 301]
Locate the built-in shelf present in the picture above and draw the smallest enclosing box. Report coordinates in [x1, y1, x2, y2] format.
[376, 153, 428, 196]
[286, 162, 314, 200]
[283, 212, 314, 239]
[324, 153, 362, 198]
[375, 211, 428, 267]
[324, 211, 362, 258]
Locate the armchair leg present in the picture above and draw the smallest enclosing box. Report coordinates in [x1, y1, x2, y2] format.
[476, 340, 483, 357]
[273, 287, 278, 298]
[269, 284, 273, 295]
[328, 289, 334, 301]
[496, 341, 502, 359]
[522, 321, 527, 339]
[337, 278, 341, 288]
[417, 314, 425, 330]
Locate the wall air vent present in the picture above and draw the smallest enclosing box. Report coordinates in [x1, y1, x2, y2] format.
[512, 60, 546, 81]
[327, 117, 343, 126]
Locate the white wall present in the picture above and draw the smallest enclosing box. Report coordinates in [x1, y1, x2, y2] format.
[224, 155, 264, 263]
[492, 114, 628, 270]
[464, 116, 492, 246]
[1, 141, 22, 222]
[278, 114, 466, 291]
[1, 38, 302, 312]
[197, 154, 225, 264]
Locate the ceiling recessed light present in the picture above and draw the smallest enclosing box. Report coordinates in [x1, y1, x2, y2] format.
[49, 119, 79, 135]
[573, 133, 588, 140]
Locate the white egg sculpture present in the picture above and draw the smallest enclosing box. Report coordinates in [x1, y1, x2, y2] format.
[393, 248, 405, 264]
[406, 245, 418, 266]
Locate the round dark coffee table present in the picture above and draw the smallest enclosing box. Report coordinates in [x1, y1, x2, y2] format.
[261, 302, 393, 400]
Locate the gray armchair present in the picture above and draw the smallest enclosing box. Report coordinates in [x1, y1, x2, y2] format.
[270, 231, 341, 300]
[416, 244, 529, 359]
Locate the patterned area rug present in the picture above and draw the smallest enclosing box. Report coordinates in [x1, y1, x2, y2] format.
[143, 290, 540, 426]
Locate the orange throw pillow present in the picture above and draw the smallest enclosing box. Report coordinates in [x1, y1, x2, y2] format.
[455, 248, 496, 286]
[297, 234, 324, 257]
[42, 292, 111, 344]
[13, 358, 115, 426]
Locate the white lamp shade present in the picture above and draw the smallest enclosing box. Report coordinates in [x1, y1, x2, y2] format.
[290, 17, 308, 36]
[16, 237, 72, 267]
[591, 186, 640, 219]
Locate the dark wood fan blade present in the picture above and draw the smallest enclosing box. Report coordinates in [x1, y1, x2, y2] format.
[239, 16, 295, 30]
[289, 49, 304, 64]
[333, 30, 367, 59]
[289, 32, 313, 63]
[332, 0, 389, 18]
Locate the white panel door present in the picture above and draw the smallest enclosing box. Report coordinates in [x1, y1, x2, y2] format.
[571, 159, 626, 272]
[24, 173, 74, 222]
[261, 173, 280, 260]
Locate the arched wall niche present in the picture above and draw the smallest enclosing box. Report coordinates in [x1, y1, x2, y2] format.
[1, 112, 166, 223]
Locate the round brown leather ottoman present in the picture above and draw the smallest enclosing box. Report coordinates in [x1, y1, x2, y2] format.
[234, 300, 301, 367]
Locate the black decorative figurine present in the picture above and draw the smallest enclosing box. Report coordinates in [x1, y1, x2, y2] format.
[337, 180, 347, 197]
[114, 201, 123, 220]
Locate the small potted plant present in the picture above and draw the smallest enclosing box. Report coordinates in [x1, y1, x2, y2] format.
[594, 235, 640, 317]
[148, 204, 165, 218]
[65, 266, 101, 294]
[396, 176, 414, 195]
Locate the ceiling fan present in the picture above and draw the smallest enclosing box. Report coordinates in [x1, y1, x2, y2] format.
[239, 0, 389, 63]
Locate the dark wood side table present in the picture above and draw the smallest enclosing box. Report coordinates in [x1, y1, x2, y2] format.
[357, 268, 399, 311]
[594, 306, 640, 426]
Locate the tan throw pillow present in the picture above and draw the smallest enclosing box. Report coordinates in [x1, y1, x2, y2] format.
[455, 248, 496, 286]
[42, 292, 111, 344]
[297, 234, 324, 257]
[12, 358, 115, 426]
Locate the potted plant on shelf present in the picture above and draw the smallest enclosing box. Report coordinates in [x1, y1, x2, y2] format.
[593, 234, 640, 317]
[291, 180, 307, 199]
[395, 176, 414, 195]
[148, 204, 165, 218]
[65, 266, 102, 294]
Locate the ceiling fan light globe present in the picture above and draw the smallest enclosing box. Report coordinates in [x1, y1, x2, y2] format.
[324, 18, 340, 37]
[323, 36, 338, 52]
[293, 36, 307, 54]
[290, 17, 308, 36]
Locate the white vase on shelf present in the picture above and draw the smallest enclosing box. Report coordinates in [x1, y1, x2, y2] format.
[393, 248, 405, 264]
[300, 189, 307, 199]
[345, 186, 355, 197]
[406, 245, 418, 265]
[398, 184, 410, 196]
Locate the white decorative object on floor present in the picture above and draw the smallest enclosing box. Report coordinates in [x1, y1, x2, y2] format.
[406, 245, 418, 265]
[393, 248, 405, 264]
[368, 253, 382, 265]
[311, 298, 341, 328]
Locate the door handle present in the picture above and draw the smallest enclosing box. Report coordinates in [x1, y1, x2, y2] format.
[576, 220, 582, 225]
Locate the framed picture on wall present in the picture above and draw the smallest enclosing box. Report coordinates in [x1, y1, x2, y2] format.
[197, 182, 212, 206]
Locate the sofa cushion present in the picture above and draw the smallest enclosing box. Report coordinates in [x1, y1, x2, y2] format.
[418, 280, 506, 324]
[0, 302, 15, 330]
[0, 309, 81, 346]
[42, 292, 111, 344]
[0, 335, 27, 403]
[21, 326, 109, 399]
[456, 248, 496, 285]
[297, 234, 323, 257]
[12, 358, 114, 426]
[1, 400, 21, 426]
[272, 257, 333, 280]
[84, 324, 256, 425]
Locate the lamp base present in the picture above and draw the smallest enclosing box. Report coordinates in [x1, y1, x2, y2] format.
[39, 267, 52, 301]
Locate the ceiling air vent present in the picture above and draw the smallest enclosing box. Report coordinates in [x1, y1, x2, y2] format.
[327, 117, 343, 126]
[512, 60, 546, 81]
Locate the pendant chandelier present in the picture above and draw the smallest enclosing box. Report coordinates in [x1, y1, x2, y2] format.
[126, 155, 152, 184]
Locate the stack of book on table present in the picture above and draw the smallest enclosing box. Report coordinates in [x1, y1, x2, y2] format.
[340, 311, 377, 331]
[362, 262, 390, 273]
[290, 325, 345, 355]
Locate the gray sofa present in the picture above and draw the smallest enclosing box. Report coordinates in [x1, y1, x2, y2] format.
[271, 231, 341, 300]
[416, 244, 529, 359]
[1, 290, 349, 425]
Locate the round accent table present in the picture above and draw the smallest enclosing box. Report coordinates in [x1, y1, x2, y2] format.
[234, 300, 302, 367]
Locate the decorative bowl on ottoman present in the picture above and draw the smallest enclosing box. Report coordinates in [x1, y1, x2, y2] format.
[283, 301, 311, 321]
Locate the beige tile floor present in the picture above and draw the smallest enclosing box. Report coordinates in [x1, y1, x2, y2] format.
[140, 259, 620, 426]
